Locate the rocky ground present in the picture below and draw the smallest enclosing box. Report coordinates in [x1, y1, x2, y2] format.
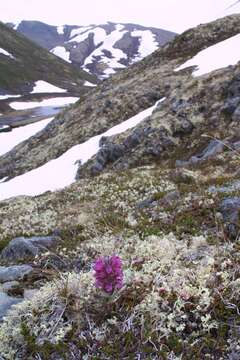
[0, 15, 240, 181]
[0, 14, 240, 360]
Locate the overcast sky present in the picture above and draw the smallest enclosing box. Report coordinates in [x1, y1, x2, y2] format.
[0, 0, 239, 33]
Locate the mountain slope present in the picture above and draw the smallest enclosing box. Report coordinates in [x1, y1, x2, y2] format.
[11, 20, 176, 78]
[0, 22, 97, 95]
[1, 14, 240, 359]
[0, 14, 239, 181]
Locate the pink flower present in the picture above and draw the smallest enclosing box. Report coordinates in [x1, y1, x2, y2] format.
[93, 255, 123, 294]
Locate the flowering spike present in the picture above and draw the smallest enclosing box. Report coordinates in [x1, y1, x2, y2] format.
[93, 255, 123, 294]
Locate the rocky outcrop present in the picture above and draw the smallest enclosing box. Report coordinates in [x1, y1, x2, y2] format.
[1, 15, 240, 181]
[0, 265, 33, 283]
[0, 235, 58, 262]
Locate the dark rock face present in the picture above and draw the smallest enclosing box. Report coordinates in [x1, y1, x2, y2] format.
[0, 235, 58, 262]
[90, 143, 125, 176]
[222, 75, 240, 120]
[219, 197, 240, 239]
[18, 20, 63, 50]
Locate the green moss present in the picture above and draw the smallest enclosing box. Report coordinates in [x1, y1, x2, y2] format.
[167, 334, 183, 354]
[97, 210, 130, 234]
[21, 322, 69, 359]
[152, 191, 167, 201]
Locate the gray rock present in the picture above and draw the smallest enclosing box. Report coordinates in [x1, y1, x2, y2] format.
[96, 143, 125, 165]
[233, 140, 240, 150]
[221, 97, 240, 116]
[0, 292, 22, 320]
[232, 105, 240, 122]
[161, 190, 181, 204]
[136, 198, 157, 209]
[219, 197, 240, 239]
[175, 159, 189, 167]
[86, 143, 126, 176]
[0, 265, 33, 283]
[220, 197, 240, 223]
[0, 235, 57, 262]
[90, 161, 104, 176]
[191, 140, 224, 163]
[176, 140, 224, 167]
[2, 281, 20, 294]
[208, 180, 240, 194]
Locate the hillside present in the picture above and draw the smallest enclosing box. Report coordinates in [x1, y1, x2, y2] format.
[10, 20, 176, 78]
[0, 14, 240, 359]
[0, 22, 97, 95]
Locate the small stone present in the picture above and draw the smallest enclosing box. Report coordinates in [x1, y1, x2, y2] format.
[161, 190, 180, 205]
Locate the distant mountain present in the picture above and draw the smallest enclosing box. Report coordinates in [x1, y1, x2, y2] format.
[0, 21, 97, 95]
[10, 20, 176, 78]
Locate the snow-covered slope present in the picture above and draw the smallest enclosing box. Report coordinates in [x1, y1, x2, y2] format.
[0, 47, 14, 59]
[13, 21, 176, 79]
[0, 98, 164, 200]
[0, 117, 53, 157]
[175, 33, 240, 76]
[10, 97, 78, 110]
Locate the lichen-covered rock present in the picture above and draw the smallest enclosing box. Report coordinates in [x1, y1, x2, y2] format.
[0, 235, 58, 262]
[219, 197, 240, 239]
[0, 265, 33, 283]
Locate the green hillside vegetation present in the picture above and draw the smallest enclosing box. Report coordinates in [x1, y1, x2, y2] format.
[0, 22, 97, 94]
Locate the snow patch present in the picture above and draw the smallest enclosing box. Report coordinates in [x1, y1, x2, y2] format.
[175, 33, 240, 76]
[57, 25, 65, 35]
[84, 81, 97, 87]
[13, 21, 21, 30]
[0, 98, 165, 200]
[10, 97, 79, 110]
[70, 26, 93, 39]
[131, 30, 158, 62]
[0, 117, 53, 157]
[0, 94, 21, 100]
[0, 125, 10, 131]
[69, 26, 106, 46]
[0, 48, 14, 59]
[51, 46, 71, 62]
[31, 81, 67, 94]
[84, 24, 127, 76]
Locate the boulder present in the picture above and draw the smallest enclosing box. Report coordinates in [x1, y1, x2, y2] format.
[0, 235, 58, 262]
[2, 281, 20, 294]
[219, 197, 240, 239]
[0, 265, 33, 283]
